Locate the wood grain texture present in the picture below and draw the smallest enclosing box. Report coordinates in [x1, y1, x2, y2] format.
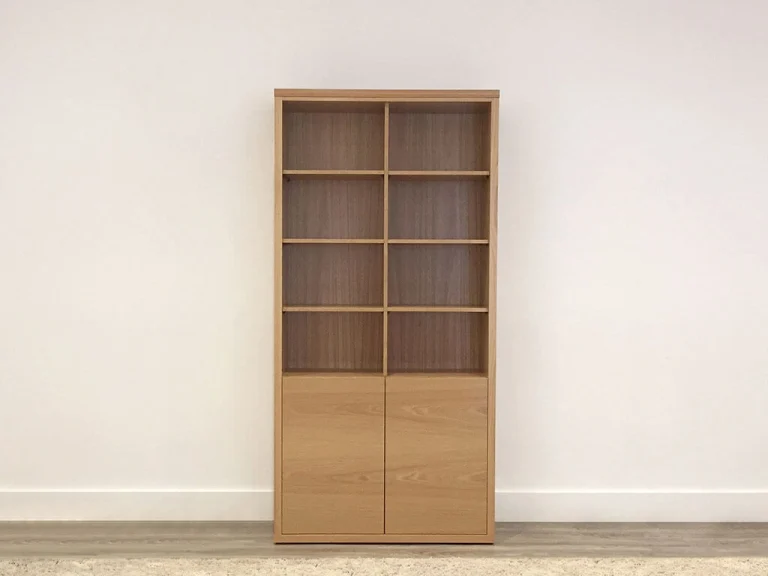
[389, 102, 492, 114]
[388, 313, 487, 373]
[283, 244, 383, 306]
[385, 376, 488, 536]
[282, 376, 384, 536]
[275, 90, 499, 541]
[283, 239, 384, 244]
[388, 245, 488, 306]
[486, 97, 500, 538]
[389, 106, 490, 171]
[273, 98, 284, 537]
[5, 522, 768, 557]
[383, 371, 488, 378]
[283, 177, 383, 240]
[283, 306, 384, 312]
[282, 170, 384, 177]
[283, 312, 383, 372]
[283, 371, 383, 377]
[389, 178, 488, 240]
[276, 89, 500, 99]
[388, 239, 489, 245]
[276, 533, 492, 544]
[283, 111, 384, 170]
[388, 306, 487, 313]
[389, 170, 489, 177]
[282, 101, 384, 113]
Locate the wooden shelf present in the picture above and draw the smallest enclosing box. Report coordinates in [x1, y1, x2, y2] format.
[386, 371, 488, 378]
[283, 170, 384, 178]
[388, 306, 488, 313]
[285, 370, 486, 377]
[284, 306, 384, 312]
[284, 239, 384, 244]
[388, 239, 488, 245]
[389, 170, 489, 178]
[283, 370, 385, 376]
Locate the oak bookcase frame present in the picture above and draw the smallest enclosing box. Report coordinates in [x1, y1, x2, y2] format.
[275, 89, 499, 543]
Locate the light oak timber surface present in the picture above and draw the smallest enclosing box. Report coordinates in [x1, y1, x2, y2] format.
[385, 376, 488, 536]
[275, 89, 499, 542]
[275, 89, 500, 99]
[281, 376, 385, 535]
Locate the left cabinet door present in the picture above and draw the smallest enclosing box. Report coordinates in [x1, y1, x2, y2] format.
[281, 375, 385, 535]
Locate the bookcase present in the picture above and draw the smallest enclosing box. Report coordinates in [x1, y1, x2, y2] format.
[274, 89, 499, 543]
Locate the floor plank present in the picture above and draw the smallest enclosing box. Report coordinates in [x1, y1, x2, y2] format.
[0, 522, 767, 558]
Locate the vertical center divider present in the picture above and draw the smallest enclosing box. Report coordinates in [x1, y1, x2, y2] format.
[382, 102, 390, 534]
[383, 103, 390, 375]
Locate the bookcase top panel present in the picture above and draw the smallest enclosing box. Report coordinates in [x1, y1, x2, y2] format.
[275, 89, 500, 100]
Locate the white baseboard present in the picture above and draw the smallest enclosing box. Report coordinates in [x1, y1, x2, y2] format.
[2, 489, 767, 522]
[496, 490, 768, 522]
[0, 490, 273, 521]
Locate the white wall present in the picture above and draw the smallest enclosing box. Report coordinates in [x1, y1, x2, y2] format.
[1, 0, 767, 521]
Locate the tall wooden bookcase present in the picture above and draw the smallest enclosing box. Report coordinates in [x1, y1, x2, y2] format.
[274, 89, 499, 543]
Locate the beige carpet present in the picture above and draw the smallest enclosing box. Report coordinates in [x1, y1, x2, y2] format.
[1, 558, 766, 575]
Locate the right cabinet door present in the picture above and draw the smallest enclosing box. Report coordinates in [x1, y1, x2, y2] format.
[385, 376, 488, 535]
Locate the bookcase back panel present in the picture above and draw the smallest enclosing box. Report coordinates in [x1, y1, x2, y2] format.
[389, 103, 490, 171]
[283, 107, 385, 170]
[283, 312, 383, 372]
[284, 244, 384, 306]
[388, 245, 488, 306]
[389, 178, 488, 240]
[388, 312, 487, 373]
[283, 177, 384, 239]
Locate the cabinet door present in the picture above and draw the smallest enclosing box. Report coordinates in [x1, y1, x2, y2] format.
[282, 376, 384, 534]
[385, 376, 488, 534]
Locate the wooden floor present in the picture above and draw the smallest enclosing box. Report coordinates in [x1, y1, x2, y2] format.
[1, 523, 767, 558]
